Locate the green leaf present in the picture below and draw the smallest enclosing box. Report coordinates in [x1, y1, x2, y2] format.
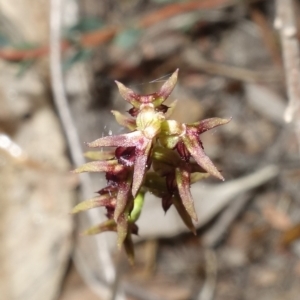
[69, 17, 104, 33]
[113, 28, 141, 49]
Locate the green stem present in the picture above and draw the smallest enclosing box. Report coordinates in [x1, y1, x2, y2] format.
[129, 191, 145, 222]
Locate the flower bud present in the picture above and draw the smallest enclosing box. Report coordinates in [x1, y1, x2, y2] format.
[136, 106, 164, 139]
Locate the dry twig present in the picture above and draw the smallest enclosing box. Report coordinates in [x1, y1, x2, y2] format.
[197, 249, 218, 300]
[275, 0, 300, 139]
[203, 194, 252, 247]
[49, 0, 123, 299]
[183, 48, 282, 83]
[250, 6, 282, 67]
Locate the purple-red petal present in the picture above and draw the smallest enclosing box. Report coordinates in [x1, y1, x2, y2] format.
[157, 69, 178, 100]
[72, 160, 124, 174]
[116, 212, 129, 248]
[175, 168, 198, 221]
[182, 134, 224, 181]
[114, 179, 132, 222]
[193, 117, 231, 134]
[87, 131, 142, 148]
[115, 81, 141, 108]
[82, 219, 117, 235]
[132, 139, 152, 197]
[172, 196, 196, 235]
[71, 195, 116, 214]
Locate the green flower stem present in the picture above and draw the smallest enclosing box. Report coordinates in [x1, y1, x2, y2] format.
[129, 192, 145, 222]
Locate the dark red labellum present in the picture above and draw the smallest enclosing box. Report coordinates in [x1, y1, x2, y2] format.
[162, 195, 173, 213]
[128, 107, 139, 117]
[130, 223, 139, 235]
[166, 173, 176, 194]
[176, 141, 191, 162]
[156, 104, 169, 114]
[115, 146, 136, 167]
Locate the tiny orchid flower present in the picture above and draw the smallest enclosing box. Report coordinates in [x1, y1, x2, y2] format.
[72, 69, 230, 263]
[180, 118, 231, 180]
[159, 117, 231, 180]
[87, 130, 153, 197]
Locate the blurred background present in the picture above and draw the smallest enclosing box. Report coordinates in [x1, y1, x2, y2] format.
[1, 0, 300, 299]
